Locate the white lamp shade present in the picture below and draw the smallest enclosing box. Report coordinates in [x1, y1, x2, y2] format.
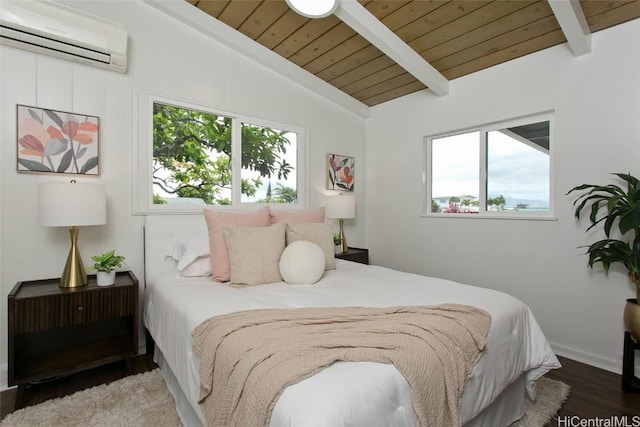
[39, 182, 106, 227]
[285, 0, 337, 18]
[325, 194, 355, 219]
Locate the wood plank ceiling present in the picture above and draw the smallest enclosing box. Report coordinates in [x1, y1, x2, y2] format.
[187, 0, 640, 107]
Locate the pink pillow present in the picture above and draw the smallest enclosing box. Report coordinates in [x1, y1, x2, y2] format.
[269, 207, 325, 225]
[203, 206, 270, 282]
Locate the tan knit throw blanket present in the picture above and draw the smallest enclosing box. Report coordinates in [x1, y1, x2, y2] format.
[192, 304, 491, 427]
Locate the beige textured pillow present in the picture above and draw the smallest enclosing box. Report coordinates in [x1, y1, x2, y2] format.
[203, 206, 271, 282]
[285, 222, 336, 270]
[269, 207, 325, 225]
[223, 222, 285, 287]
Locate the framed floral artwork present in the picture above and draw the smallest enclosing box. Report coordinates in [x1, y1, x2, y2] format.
[327, 153, 354, 192]
[17, 105, 100, 175]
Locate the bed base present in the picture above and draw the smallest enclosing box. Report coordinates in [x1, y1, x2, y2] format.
[153, 344, 526, 427]
[154, 347, 204, 427]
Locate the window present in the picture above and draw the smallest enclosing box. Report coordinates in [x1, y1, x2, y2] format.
[240, 122, 297, 204]
[133, 92, 305, 214]
[425, 113, 552, 218]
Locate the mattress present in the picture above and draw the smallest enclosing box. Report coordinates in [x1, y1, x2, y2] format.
[143, 258, 560, 426]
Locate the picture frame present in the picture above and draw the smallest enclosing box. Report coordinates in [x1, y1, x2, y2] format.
[17, 104, 100, 175]
[327, 153, 354, 192]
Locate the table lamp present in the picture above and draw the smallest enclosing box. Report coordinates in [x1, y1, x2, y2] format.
[39, 180, 106, 288]
[325, 194, 355, 254]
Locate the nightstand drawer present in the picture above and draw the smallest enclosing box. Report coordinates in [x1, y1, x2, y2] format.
[80, 286, 136, 321]
[14, 295, 69, 333]
[13, 286, 136, 334]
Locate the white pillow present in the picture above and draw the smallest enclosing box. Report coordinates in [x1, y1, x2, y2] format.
[178, 257, 211, 277]
[279, 240, 325, 285]
[167, 233, 210, 271]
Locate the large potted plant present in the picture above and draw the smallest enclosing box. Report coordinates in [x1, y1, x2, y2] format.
[568, 172, 640, 340]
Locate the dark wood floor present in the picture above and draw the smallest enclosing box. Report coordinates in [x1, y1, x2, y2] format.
[1, 355, 639, 424]
[544, 357, 640, 422]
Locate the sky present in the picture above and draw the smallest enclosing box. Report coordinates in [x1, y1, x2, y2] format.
[431, 129, 549, 204]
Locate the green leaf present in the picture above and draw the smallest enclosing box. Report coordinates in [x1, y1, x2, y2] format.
[81, 157, 98, 174]
[152, 103, 294, 204]
[18, 159, 52, 172]
[27, 108, 43, 124]
[57, 150, 73, 173]
[569, 172, 640, 279]
[44, 109, 64, 128]
[89, 250, 125, 272]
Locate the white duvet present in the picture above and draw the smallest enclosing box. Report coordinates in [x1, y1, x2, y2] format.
[144, 259, 560, 427]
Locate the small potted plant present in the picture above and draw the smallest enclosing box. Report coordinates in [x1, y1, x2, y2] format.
[90, 250, 126, 286]
[333, 234, 342, 252]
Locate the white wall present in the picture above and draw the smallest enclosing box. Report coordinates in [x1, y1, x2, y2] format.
[366, 19, 640, 374]
[2, 0, 636, 390]
[0, 0, 366, 388]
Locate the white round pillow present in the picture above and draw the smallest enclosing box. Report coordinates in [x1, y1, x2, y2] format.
[279, 240, 325, 284]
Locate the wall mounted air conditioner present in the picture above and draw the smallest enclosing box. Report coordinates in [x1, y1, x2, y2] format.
[0, 0, 128, 73]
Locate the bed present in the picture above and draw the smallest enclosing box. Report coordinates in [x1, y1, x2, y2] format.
[143, 214, 560, 427]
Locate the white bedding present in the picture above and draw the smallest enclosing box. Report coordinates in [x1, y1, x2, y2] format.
[144, 258, 560, 427]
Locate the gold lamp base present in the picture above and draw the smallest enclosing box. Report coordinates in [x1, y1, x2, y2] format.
[60, 226, 88, 288]
[338, 218, 349, 254]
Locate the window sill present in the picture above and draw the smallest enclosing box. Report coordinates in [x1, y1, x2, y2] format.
[422, 213, 558, 221]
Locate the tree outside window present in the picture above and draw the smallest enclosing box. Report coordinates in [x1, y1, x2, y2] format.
[152, 102, 296, 205]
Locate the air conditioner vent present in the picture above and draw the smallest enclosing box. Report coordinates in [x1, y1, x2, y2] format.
[0, 1, 127, 73]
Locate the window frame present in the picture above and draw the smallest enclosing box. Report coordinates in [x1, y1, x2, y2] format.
[133, 90, 308, 215]
[423, 112, 556, 220]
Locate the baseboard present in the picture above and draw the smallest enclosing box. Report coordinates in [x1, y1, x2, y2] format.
[550, 340, 640, 377]
[138, 341, 147, 355]
[0, 363, 13, 392]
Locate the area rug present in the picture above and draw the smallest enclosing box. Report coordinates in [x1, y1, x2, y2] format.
[1, 370, 569, 427]
[0, 370, 181, 427]
[512, 377, 571, 427]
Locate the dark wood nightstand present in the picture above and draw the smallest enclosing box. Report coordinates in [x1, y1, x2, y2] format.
[335, 247, 369, 265]
[7, 271, 139, 399]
